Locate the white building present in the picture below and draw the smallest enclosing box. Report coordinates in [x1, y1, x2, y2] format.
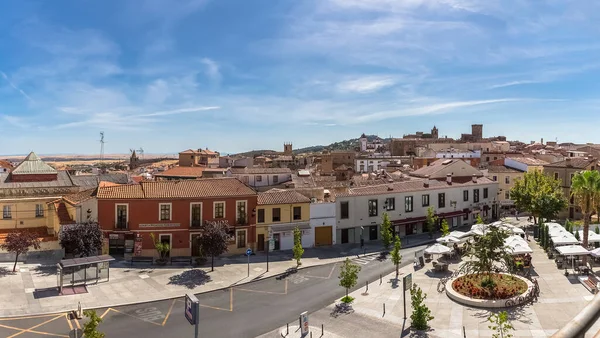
[355, 156, 407, 173]
[310, 202, 336, 246]
[436, 149, 481, 159]
[230, 168, 292, 188]
[335, 175, 499, 244]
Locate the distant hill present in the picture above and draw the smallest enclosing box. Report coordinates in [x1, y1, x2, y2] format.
[231, 149, 279, 157]
[294, 135, 389, 154]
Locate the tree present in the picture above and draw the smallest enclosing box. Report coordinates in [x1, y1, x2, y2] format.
[390, 235, 402, 278]
[196, 223, 230, 271]
[575, 229, 581, 241]
[461, 225, 513, 279]
[440, 219, 450, 237]
[380, 213, 393, 251]
[410, 284, 434, 330]
[571, 170, 600, 264]
[292, 226, 304, 267]
[59, 222, 103, 257]
[565, 219, 572, 233]
[476, 215, 484, 224]
[338, 258, 361, 303]
[488, 311, 514, 338]
[595, 225, 599, 234]
[510, 170, 567, 227]
[425, 207, 438, 239]
[149, 233, 170, 262]
[0, 231, 41, 272]
[83, 310, 105, 338]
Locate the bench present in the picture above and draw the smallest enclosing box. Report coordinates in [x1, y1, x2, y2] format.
[170, 256, 193, 265]
[583, 275, 599, 294]
[130, 256, 153, 266]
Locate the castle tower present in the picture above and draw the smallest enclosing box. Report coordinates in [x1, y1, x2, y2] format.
[284, 143, 293, 156]
[359, 133, 368, 152]
[471, 124, 483, 141]
[431, 126, 439, 139]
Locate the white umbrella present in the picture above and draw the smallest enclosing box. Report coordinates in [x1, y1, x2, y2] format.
[471, 224, 488, 235]
[505, 236, 527, 247]
[590, 248, 600, 258]
[556, 245, 591, 272]
[508, 242, 533, 255]
[510, 227, 525, 235]
[576, 230, 600, 243]
[552, 234, 579, 246]
[425, 243, 452, 255]
[448, 231, 470, 239]
[549, 227, 570, 237]
[436, 236, 461, 244]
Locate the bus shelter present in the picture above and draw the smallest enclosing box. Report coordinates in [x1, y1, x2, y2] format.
[57, 255, 114, 293]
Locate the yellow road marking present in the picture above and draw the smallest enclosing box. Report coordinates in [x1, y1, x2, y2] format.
[0, 314, 62, 321]
[74, 316, 81, 330]
[99, 308, 111, 319]
[65, 314, 73, 331]
[230, 287, 233, 311]
[107, 308, 162, 326]
[235, 279, 288, 295]
[162, 299, 176, 326]
[198, 304, 231, 312]
[306, 263, 337, 279]
[7, 314, 64, 338]
[0, 322, 69, 337]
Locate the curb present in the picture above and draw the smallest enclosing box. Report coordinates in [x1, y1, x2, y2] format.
[0, 242, 433, 318]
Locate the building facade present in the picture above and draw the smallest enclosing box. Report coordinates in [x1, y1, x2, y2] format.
[320, 151, 356, 175]
[255, 190, 312, 251]
[487, 165, 523, 211]
[335, 176, 499, 244]
[97, 178, 258, 257]
[229, 168, 292, 190]
[310, 202, 336, 246]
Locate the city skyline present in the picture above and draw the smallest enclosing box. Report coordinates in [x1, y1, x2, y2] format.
[2, 1, 600, 154]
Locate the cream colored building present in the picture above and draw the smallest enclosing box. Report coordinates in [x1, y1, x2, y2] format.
[487, 165, 524, 210]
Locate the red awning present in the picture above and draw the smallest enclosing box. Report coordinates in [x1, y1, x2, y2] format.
[392, 216, 426, 225]
[439, 210, 466, 218]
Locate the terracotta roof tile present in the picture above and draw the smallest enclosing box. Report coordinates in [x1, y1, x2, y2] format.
[487, 165, 523, 173]
[337, 177, 495, 197]
[231, 167, 292, 174]
[154, 166, 205, 178]
[544, 157, 597, 169]
[64, 188, 97, 205]
[510, 157, 548, 166]
[258, 190, 311, 205]
[97, 177, 256, 199]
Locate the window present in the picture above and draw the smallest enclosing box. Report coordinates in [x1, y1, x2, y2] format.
[2, 205, 11, 219]
[505, 191, 510, 199]
[463, 190, 469, 202]
[438, 193, 445, 208]
[236, 201, 247, 224]
[492, 176, 497, 181]
[369, 226, 378, 240]
[341, 202, 349, 219]
[422, 194, 430, 207]
[191, 203, 202, 227]
[368, 200, 378, 217]
[257, 209, 265, 223]
[554, 172, 559, 180]
[483, 208, 488, 218]
[293, 206, 302, 220]
[505, 176, 510, 184]
[214, 202, 225, 218]
[273, 175, 279, 184]
[159, 203, 171, 221]
[483, 188, 488, 199]
[486, 157, 490, 162]
[35, 204, 44, 217]
[385, 198, 395, 211]
[463, 213, 468, 221]
[570, 173, 574, 186]
[242, 176, 249, 184]
[116, 204, 128, 228]
[272, 208, 281, 222]
[256, 175, 262, 182]
[404, 196, 413, 212]
[473, 189, 480, 203]
[236, 230, 246, 249]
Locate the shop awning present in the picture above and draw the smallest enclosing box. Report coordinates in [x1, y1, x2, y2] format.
[392, 216, 426, 225]
[270, 222, 311, 232]
[439, 210, 467, 218]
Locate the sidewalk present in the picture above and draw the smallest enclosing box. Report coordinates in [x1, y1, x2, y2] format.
[0, 232, 438, 317]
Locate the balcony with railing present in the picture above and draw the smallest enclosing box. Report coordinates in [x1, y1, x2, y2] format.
[115, 218, 128, 230]
[191, 219, 202, 228]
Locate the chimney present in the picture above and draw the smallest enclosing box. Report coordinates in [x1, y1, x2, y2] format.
[472, 174, 477, 183]
[424, 175, 430, 188]
[446, 173, 452, 185]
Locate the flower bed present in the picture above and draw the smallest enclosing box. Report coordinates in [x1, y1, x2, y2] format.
[452, 273, 527, 300]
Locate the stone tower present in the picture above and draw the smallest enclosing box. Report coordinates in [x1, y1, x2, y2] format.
[130, 150, 140, 170]
[471, 124, 483, 141]
[431, 126, 439, 139]
[284, 143, 293, 156]
[359, 133, 368, 152]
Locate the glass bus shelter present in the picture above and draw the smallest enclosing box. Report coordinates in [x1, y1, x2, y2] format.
[57, 255, 115, 293]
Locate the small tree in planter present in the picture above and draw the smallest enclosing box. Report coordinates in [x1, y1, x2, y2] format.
[425, 207, 438, 239]
[292, 226, 304, 267]
[390, 235, 402, 278]
[83, 309, 105, 338]
[440, 219, 450, 237]
[197, 223, 230, 271]
[149, 233, 170, 264]
[380, 213, 393, 251]
[488, 311, 514, 338]
[0, 231, 41, 272]
[339, 258, 361, 303]
[410, 284, 434, 331]
[574, 229, 581, 241]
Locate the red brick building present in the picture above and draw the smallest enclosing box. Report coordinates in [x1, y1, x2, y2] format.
[97, 178, 258, 257]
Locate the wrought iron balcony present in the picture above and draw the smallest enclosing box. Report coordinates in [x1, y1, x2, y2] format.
[191, 219, 202, 228]
[115, 218, 128, 230]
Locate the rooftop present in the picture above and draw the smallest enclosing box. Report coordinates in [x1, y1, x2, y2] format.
[11, 152, 57, 175]
[487, 165, 523, 174]
[0, 170, 75, 189]
[64, 188, 97, 205]
[544, 157, 597, 169]
[410, 158, 483, 179]
[97, 177, 256, 199]
[71, 173, 129, 190]
[508, 157, 549, 166]
[338, 176, 495, 197]
[154, 166, 205, 178]
[231, 167, 292, 175]
[258, 189, 311, 205]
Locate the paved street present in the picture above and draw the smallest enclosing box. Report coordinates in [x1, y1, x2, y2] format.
[0, 246, 425, 338]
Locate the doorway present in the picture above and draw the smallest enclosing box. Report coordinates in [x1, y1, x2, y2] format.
[257, 234, 265, 251]
[191, 234, 201, 257]
[341, 229, 349, 244]
[159, 234, 171, 257]
[405, 224, 414, 236]
[569, 207, 574, 219]
[273, 233, 281, 251]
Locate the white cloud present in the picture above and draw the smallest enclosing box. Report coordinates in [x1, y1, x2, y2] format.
[488, 80, 541, 89]
[201, 58, 222, 84]
[1, 115, 31, 129]
[140, 106, 220, 117]
[1, 71, 34, 102]
[336, 76, 397, 93]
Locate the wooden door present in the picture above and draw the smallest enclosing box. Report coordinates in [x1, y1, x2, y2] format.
[315, 226, 333, 246]
[257, 234, 265, 251]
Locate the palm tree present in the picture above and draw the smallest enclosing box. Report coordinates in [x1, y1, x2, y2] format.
[571, 170, 600, 264]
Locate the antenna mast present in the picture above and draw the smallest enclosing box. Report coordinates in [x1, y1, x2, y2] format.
[100, 132, 105, 163]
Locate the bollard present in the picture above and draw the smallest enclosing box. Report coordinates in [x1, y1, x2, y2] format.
[366, 281, 369, 293]
[463, 326, 466, 337]
[383, 303, 386, 317]
[322, 324, 324, 336]
[311, 332, 313, 338]
[380, 274, 382, 285]
[287, 323, 289, 335]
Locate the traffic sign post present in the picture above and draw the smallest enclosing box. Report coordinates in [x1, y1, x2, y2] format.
[300, 311, 309, 336]
[246, 248, 252, 277]
[185, 293, 200, 338]
[403, 273, 412, 320]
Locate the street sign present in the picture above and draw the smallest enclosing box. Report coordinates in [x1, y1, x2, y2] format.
[185, 293, 199, 325]
[300, 311, 309, 335]
[246, 248, 253, 256]
[403, 273, 412, 291]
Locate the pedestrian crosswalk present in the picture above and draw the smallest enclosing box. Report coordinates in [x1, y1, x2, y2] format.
[352, 255, 381, 265]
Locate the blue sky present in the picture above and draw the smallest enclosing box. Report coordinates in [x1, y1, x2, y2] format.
[1, 0, 600, 155]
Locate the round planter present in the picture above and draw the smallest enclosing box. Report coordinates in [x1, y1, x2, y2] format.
[445, 273, 533, 308]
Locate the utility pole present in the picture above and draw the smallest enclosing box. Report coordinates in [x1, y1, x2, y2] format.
[99, 132, 105, 163]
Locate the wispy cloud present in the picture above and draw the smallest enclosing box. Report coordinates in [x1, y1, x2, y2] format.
[1, 71, 34, 102]
[1, 115, 31, 129]
[201, 58, 222, 84]
[140, 106, 220, 117]
[336, 76, 397, 93]
[488, 80, 541, 89]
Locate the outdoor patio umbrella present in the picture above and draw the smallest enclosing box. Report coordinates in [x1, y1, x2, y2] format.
[549, 227, 570, 237]
[425, 243, 452, 261]
[590, 248, 600, 258]
[448, 230, 470, 239]
[436, 236, 461, 244]
[556, 245, 591, 272]
[576, 230, 600, 244]
[505, 236, 528, 247]
[470, 224, 488, 235]
[510, 227, 525, 235]
[508, 242, 533, 255]
[551, 234, 579, 246]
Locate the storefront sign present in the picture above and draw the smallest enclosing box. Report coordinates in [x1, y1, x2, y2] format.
[139, 223, 180, 228]
[109, 234, 119, 240]
[403, 273, 413, 291]
[204, 220, 230, 227]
